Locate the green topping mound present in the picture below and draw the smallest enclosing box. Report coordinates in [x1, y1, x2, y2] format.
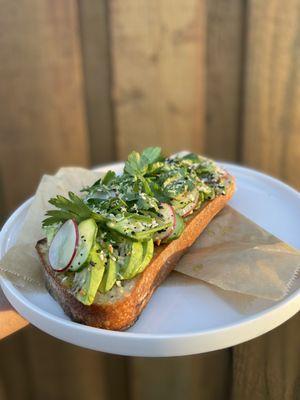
[42, 148, 228, 304]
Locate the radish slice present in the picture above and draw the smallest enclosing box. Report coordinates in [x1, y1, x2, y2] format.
[154, 203, 176, 242]
[49, 219, 79, 272]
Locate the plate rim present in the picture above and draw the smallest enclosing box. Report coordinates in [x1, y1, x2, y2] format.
[0, 162, 299, 346]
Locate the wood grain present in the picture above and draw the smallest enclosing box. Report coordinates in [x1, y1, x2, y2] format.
[232, 313, 300, 400]
[103, 354, 130, 400]
[0, 0, 107, 395]
[109, 0, 205, 158]
[0, 0, 89, 216]
[237, 2, 300, 397]
[129, 351, 231, 400]
[206, 0, 246, 161]
[0, 329, 33, 400]
[242, 0, 300, 189]
[24, 327, 108, 400]
[78, 0, 115, 165]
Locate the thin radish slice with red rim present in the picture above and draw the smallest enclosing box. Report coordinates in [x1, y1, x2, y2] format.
[154, 203, 176, 242]
[48, 219, 79, 272]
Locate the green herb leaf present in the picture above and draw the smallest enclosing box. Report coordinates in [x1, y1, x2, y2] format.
[124, 147, 162, 178]
[146, 161, 164, 175]
[102, 170, 116, 185]
[149, 181, 170, 203]
[182, 153, 200, 162]
[140, 176, 153, 195]
[80, 178, 101, 193]
[124, 151, 146, 176]
[43, 192, 106, 226]
[141, 147, 162, 165]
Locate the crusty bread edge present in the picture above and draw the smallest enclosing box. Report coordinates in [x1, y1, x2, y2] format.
[36, 177, 235, 331]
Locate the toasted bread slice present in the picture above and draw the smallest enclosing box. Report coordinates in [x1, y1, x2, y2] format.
[36, 177, 235, 331]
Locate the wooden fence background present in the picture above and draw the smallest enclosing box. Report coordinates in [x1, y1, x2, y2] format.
[0, 1, 300, 399]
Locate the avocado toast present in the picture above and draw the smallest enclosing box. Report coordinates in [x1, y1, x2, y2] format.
[36, 148, 235, 330]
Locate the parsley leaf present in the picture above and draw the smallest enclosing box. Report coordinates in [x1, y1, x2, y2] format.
[42, 192, 106, 226]
[124, 151, 146, 176]
[124, 147, 162, 177]
[141, 147, 162, 165]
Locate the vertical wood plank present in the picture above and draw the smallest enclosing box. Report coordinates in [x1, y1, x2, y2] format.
[232, 313, 300, 400]
[0, 174, 6, 225]
[0, 0, 89, 216]
[0, 2, 110, 400]
[78, 0, 115, 165]
[242, 0, 300, 189]
[235, 1, 300, 398]
[24, 327, 108, 400]
[109, 4, 232, 398]
[129, 351, 231, 400]
[109, 0, 206, 158]
[0, 329, 34, 400]
[206, 0, 246, 161]
[103, 354, 130, 400]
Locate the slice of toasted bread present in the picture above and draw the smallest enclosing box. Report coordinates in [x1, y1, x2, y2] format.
[36, 177, 235, 331]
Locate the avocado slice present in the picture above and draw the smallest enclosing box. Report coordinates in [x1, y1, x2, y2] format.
[69, 218, 98, 271]
[120, 241, 143, 280]
[99, 257, 118, 293]
[73, 243, 105, 305]
[107, 216, 172, 241]
[163, 214, 185, 243]
[171, 188, 199, 217]
[136, 239, 154, 274]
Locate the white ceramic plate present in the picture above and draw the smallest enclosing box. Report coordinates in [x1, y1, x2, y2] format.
[0, 163, 299, 357]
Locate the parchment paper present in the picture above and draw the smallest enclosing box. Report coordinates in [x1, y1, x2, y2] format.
[0, 167, 299, 301]
[0, 168, 100, 289]
[175, 207, 300, 300]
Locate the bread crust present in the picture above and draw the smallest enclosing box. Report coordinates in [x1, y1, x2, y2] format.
[36, 178, 235, 331]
